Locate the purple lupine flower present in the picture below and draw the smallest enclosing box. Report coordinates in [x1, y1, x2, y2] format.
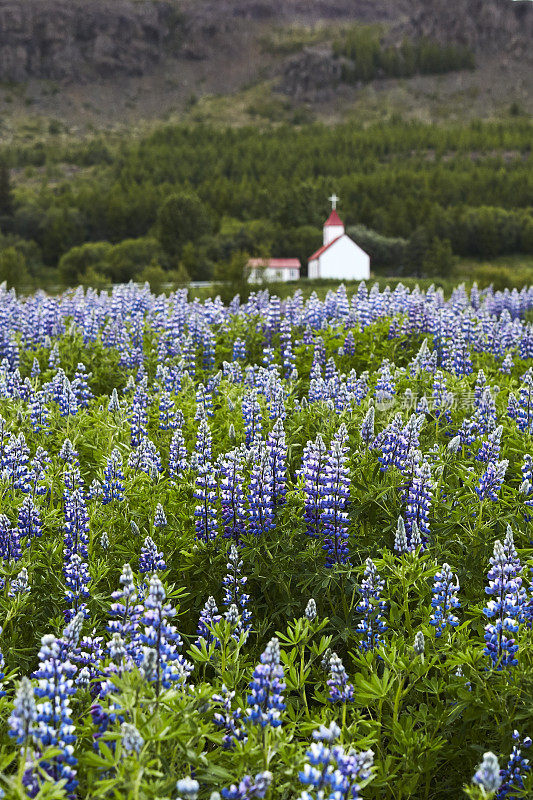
[196, 596, 221, 648]
[248, 443, 274, 538]
[72, 363, 93, 408]
[139, 535, 166, 574]
[247, 637, 285, 728]
[429, 563, 461, 637]
[356, 558, 387, 652]
[219, 447, 246, 545]
[221, 771, 272, 800]
[360, 407, 375, 445]
[374, 360, 395, 407]
[405, 461, 432, 545]
[102, 448, 125, 504]
[476, 459, 508, 502]
[483, 534, 525, 669]
[242, 389, 262, 447]
[496, 730, 532, 799]
[300, 434, 327, 539]
[32, 633, 78, 793]
[326, 652, 354, 704]
[9, 676, 36, 746]
[107, 563, 143, 661]
[169, 428, 188, 480]
[321, 427, 351, 568]
[476, 425, 503, 463]
[222, 544, 251, 640]
[64, 488, 90, 561]
[140, 575, 192, 695]
[159, 390, 176, 430]
[473, 752, 502, 794]
[154, 503, 167, 529]
[17, 496, 42, 542]
[64, 552, 91, 621]
[213, 683, 247, 749]
[267, 419, 287, 508]
[516, 375, 533, 434]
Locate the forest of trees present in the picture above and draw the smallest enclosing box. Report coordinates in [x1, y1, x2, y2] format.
[334, 28, 475, 84]
[0, 118, 532, 287]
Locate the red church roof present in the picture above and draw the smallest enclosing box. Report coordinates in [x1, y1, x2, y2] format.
[324, 210, 344, 227]
[308, 235, 343, 261]
[248, 258, 301, 269]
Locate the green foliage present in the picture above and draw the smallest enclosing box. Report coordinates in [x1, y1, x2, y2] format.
[334, 27, 475, 83]
[347, 224, 407, 270]
[0, 246, 28, 289]
[156, 191, 213, 260]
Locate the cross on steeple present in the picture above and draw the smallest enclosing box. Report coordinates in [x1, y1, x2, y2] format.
[329, 194, 339, 210]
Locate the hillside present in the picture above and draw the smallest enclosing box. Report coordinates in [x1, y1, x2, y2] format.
[0, 0, 531, 131]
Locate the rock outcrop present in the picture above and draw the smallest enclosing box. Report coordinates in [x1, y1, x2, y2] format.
[0, 0, 178, 82]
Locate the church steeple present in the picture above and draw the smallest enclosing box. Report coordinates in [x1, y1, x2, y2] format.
[323, 194, 345, 245]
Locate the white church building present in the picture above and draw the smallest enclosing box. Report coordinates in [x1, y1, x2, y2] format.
[308, 197, 370, 281]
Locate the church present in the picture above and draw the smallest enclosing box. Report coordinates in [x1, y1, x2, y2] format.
[308, 196, 370, 281]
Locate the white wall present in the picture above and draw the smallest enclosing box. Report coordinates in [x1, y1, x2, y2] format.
[324, 224, 345, 246]
[316, 236, 370, 280]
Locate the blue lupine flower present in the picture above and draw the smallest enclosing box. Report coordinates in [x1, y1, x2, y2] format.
[452, 330, 473, 376]
[476, 425, 503, 463]
[17, 496, 42, 542]
[64, 488, 90, 561]
[140, 575, 192, 695]
[248, 443, 274, 538]
[222, 544, 251, 640]
[72, 363, 93, 408]
[356, 558, 387, 652]
[176, 776, 200, 799]
[247, 638, 285, 728]
[139, 536, 167, 574]
[28, 392, 50, 434]
[374, 360, 395, 406]
[219, 448, 246, 544]
[233, 337, 246, 361]
[154, 503, 167, 528]
[159, 390, 176, 430]
[169, 428, 188, 480]
[516, 376, 533, 434]
[500, 353, 514, 374]
[242, 389, 262, 447]
[212, 683, 247, 749]
[429, 563, 461, 637]
[121, 722, 144, 755]
[64, 552, 91, 621]
[32, 633, 78, 793]
[405, 461, 432, 545]
[107, 564, 143, 661]
[483, 534, 525, 669]
[300, 434, 327, 539]
[473, 752, 502, 794]
[394, 516, 409, 555]
[299, 734, 374, 800]
[102, 448, 125, 504]
[326, 652, 354, 704]
[128, 399, 148, 448]
[497, 730, 532, 799]
[321, 427, 351, 568]
[221, 771, 272, 800]
[0, 513, 22, 562]
[195, 383, 214, 420]
[9, 677, 36, 745]
[196, 596, 221, 648]
[360, 407, 375, 445]
[476, 459, 508, 502]
[474, 387, 497, 434]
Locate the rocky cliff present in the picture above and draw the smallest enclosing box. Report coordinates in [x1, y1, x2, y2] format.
[0, 0, 531, 87]
[0, 0, 179, 82]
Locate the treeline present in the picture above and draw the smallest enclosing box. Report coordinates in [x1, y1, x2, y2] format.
[334, 28, 475, 83]
[0, 119, 532, 287]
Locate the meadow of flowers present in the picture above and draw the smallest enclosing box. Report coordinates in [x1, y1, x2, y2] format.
[0, 280, 532, 800]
